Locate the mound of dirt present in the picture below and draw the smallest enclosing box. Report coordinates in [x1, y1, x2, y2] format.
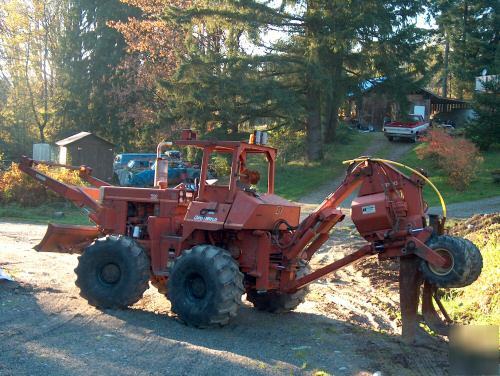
[448, 213, 499, 246]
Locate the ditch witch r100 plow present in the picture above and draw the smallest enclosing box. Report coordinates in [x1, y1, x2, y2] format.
[19, 130, 482, 342]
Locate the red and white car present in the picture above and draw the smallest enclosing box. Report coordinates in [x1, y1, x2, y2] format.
[383, 114, 429, 142]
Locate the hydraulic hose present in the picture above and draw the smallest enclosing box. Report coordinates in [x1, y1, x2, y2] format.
[342, 157, 447, 219]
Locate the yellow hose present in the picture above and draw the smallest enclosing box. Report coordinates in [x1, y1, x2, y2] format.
[342, 157, 447, 219]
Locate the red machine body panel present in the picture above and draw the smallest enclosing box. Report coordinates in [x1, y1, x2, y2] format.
[225, 192, 300, 230]
[351, 192, 393, 236]
[183, 201, 231, 234]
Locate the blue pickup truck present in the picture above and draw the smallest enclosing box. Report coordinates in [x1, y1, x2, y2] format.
[113, 153, 156, 171]
[113, 151, 196, 187]
[129, 161, 201, 187]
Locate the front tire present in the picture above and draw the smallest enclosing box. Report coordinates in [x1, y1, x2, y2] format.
[75, 235, 150, 308]
[168, 245, 244, 327]
[420, 235, 482, 288]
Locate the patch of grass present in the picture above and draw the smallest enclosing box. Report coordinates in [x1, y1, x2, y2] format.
[400, 145, 500, 206]
[272, 132, 373, 201]
[443, 215, 500, 325]
[0, 202, 90, 225]
[312, 371, 331, 376]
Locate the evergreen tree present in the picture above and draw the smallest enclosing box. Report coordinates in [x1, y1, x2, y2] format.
[431, 1, 499, 99]
[466, 79, 499, 150]
[57, 0, 139, 147]
[165, 0, 431, 160]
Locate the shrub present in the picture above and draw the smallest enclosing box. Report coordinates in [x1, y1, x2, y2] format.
[209, 154, 231, 180]
[269, 128, 306, 163]
[417, 129, 483, 190]
[0, 163, 86, 206]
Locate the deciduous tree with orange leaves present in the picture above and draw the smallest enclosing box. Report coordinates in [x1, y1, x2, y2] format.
[108, 0, 190, 142]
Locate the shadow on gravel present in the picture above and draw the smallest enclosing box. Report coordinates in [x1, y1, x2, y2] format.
[0, 281, 449, 376]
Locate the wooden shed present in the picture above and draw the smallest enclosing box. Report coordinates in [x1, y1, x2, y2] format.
[57, 132, 114, 181]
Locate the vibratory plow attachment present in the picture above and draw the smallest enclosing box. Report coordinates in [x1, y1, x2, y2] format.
[35, 223, 100, 254]
[399, 256, 453, 343]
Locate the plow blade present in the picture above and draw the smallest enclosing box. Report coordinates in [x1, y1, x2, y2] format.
[400, 256, 453, 342]
[422, 281, 452, 336]
[35, 223, 99, 254]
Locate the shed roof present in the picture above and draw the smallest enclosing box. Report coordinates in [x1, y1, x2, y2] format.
[414, 88, 469, 105]
[56, 132, 114, 146]
[356, 78, 469, 106]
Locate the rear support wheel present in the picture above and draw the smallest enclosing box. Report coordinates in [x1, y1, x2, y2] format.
[420, 235, 482, 288]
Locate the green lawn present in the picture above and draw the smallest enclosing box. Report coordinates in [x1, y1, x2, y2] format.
[400, 145, 500, 207]
[0, 202, 90, 225]
[273, 132, 373, 201]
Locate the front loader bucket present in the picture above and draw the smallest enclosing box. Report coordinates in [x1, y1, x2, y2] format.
[35, 223, 100, 254]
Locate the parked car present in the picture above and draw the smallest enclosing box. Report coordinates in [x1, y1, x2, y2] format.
[114, 151, 187, 186]
[383, 114, 429, 142]
[127, 159, 155, 171]
[113, 153, 156, 172]
[437, 123, 456, 133]
[128, 161, 201, 188]
[164, 150, 182, 160]
[112, 153, 156, 185]
[113, 158, 156, 186]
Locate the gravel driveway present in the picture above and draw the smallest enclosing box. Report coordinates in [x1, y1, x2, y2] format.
[0, 221, 448, 376]
[0, 133, 457, 375]
[429, 196, 500, 218]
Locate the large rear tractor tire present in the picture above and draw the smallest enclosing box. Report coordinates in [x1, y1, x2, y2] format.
[247, 262, 311, 313]
[75, 235, 151, 308]
[167, 245, 244, 328]
[420, 235, 482, 288]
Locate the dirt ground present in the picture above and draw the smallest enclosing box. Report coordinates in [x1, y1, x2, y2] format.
[0, 134, 456, 375]
[0, 220, 449, 376]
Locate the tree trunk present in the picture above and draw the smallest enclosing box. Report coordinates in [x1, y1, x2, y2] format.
[442, 34, 449, 98]
[323, 59, 342, 144]
[304, 0, 322, 161]
[229, 122, 238, 134]
[323, 95, 341, 144]
[324, 112, 339, 143]
[306, 83, 323, 161]
[458, 1, 469, 100]
[39, 127, 46, 143]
